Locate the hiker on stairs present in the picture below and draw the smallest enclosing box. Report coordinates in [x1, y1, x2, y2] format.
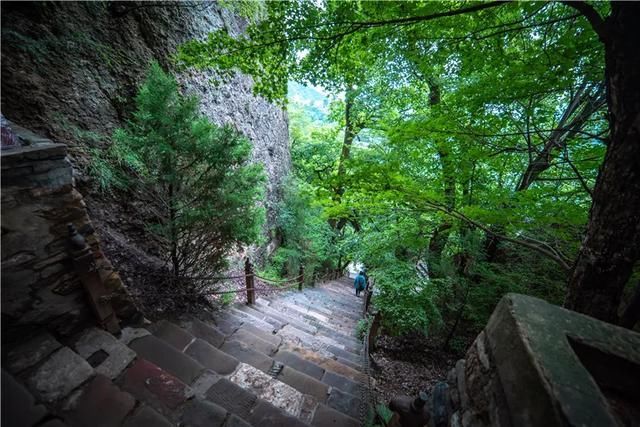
[354, 271, 366, 297]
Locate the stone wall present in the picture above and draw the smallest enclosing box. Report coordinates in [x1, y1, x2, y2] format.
[437, 294, 640, 427]
[0, 1, 290, 265]
[1, 122, 141, 343]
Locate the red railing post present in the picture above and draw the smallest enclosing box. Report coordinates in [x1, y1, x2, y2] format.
[245, 258, 255, 305]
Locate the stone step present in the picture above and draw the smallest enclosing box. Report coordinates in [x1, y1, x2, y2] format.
[229, 328, 280, 356]
[255, 298, 321, 335]
[232, 304, 286, 331]
[311, 403, 360, 427]
[268, 300, 355, 338]
[219, 309, 278, 334]
[183, 318, 226, 348]
[235, 304, 317, 334]
[205, 377, 309, 427]
[122, 405, 173, 427]
[303, 289, 362, 313]
[185, 338, 239, 376]
[273, 350, 325, 380]
[281, 345, 365, 381]
[120, 358, 192, 417]
[220, 341, 333, 406]
[321, 371, 362, 397]
[1, 369, 48, 427]
[149, 320, 196, 352]
[179, 398, 240, 427]
[64, 374, 135, 427]
[128, 335, 204, 385]
[301, 292, 363, 320]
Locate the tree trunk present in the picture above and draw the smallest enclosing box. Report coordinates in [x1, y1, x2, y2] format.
[564, 3, 640, 323]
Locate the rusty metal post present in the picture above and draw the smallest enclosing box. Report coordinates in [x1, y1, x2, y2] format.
[68, 224, 120, 333]
[298, 264, 304, 291]
[245, 258, 255, 305]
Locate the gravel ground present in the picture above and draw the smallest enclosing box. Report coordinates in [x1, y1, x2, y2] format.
[370, 333, 461, 406]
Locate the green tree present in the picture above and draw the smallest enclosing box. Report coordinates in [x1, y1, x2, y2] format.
[105, 62, 265, 278]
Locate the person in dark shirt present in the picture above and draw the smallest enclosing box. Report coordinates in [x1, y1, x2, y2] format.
[354, 271, 366, 297]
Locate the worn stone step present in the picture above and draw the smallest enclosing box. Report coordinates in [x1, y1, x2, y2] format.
[179, 398, 229, 427]
[229, 328, 280, 356]
[321, 371, 362, 397]
[221, 341, 331, 405]
[255, 298, 321, 335]
[185, 338, 239, 375]
[326, 387, 362, 420]
[328, 345, 361, 366]
[128, 335, 204, 385]
[149, 320, 195, 352]
[302, 290, 362, 314]
[311, 403, 359, 427]
[121, 358, 191, 418]
[219, 310, 277, 334]
[336, 356, 362, 372]
[221, 340, 274, 373]
[1, 369, 48, 427]
[250, 300, 319, 335]
[233, 304, 286, 331]
[183, 318, 226, 348]
[314, 325, 362, 353]
[205, 377, 308, 426]
[122, 405, 173, 427]
[63, 374, 135, 427]
[269, 301, 354, 338]
[280, 345, 365, 382]
[273, 350, 325, 380]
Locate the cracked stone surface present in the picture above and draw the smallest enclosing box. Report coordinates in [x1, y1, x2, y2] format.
[75, 328, 136, 379]
[28, 347, 94, 402]
[228, 363, 304, 418]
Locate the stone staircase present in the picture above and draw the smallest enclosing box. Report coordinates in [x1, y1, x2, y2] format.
[2, 278, 369, 427]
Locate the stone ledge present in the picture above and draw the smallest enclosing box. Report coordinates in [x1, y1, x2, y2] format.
[485, 293, 640, 427]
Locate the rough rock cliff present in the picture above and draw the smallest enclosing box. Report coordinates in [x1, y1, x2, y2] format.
[1, 1, 290, 273]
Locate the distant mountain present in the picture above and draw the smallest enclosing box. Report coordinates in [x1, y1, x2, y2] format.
[288, 81, 330, 122]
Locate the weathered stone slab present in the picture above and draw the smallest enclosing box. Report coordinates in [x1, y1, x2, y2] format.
[238, 323, 283, 347]
[248, 400, 309, 427]
[180, 398, 227, 427]
[122, 358, 191, 410]
[231, 328, 279, 356]
[150, 320, 195, 352]
[119, 327, 151, 345]
[484, 293, 640, 427]
[229, 362, 304, 418]
[327, 387, 361, 420]
[122, 406, 173, 427]
[28, 347, 94, 402]
[129, 335, 204, 385]
[64, 374, 135, 427]
[221, 340, 274, 372]
[251, 301, 319, 335]
[328, 345, 360, 365]
[190, 371, 221, 399]
[5, 332, 62, 374]
[75, 328, 136, 379]
[233, 304, 286, 331]
[206, 378, 258, 420]
[185, 338, 239, 375]
[274, 350, 325, 380]
[321, 371, 362, 397]
[1, 370, 48, 427]
[282, 345, 366, 382]
[311, 403, 359, 427]
[187, 318, 225, 348]
[276, 366, 329, 402]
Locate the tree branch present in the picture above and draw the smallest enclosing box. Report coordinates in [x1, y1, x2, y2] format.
[561, 1, 608, 42]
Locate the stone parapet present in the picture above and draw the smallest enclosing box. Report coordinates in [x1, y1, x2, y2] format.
[441, 293, 640, 427]
[1, 122, 142, 342]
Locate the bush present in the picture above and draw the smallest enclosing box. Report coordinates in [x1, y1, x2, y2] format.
[93, 62, 265, 278]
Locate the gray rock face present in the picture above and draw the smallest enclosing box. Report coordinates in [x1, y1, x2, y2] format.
[0, 2, 290, 260]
